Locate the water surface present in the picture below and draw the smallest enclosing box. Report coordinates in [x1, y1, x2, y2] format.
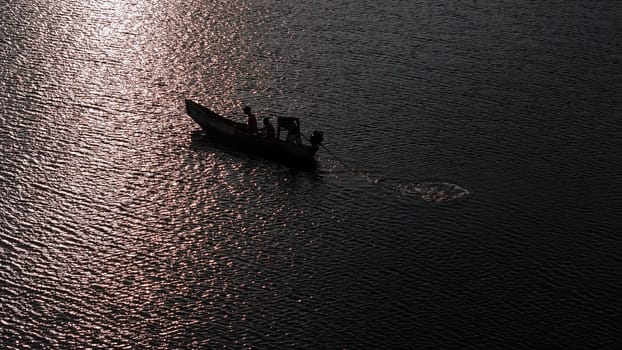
[1, 0, 621, 348]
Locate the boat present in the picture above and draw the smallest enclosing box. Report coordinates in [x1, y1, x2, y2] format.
[185, 99, 324, 167]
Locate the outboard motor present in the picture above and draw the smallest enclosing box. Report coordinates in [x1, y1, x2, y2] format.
[309, 130, 324, 147]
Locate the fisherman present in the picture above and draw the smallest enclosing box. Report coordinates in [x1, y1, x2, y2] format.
[262, 117, 276, 140]
[243, 106, 257, 133]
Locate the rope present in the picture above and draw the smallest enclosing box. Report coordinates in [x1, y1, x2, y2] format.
[304, 135, 353, 171]
[318, 143, 353, 171]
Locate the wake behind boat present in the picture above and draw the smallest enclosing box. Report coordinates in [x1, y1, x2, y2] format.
[185, 99, 324, 167]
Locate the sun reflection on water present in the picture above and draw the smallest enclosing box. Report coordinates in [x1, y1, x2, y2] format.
[3, 0, 331, 347]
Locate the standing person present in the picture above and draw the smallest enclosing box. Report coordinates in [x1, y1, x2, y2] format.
[262, 117, 275, 140]
[243, 106, 257, 133]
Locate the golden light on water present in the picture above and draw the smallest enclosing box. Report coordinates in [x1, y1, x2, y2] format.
[28, 5, 288, 332]
[1, 0, 564, 347]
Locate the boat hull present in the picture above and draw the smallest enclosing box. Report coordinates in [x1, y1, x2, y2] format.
[185, 99, 319, 166]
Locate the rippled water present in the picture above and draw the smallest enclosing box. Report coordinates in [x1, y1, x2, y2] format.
[1, 0, 621, 348]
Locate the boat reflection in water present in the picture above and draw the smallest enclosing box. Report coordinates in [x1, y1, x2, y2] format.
[185, 99, 324, 169]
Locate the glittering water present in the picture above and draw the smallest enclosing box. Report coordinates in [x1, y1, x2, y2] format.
[1, 0, 621, 348]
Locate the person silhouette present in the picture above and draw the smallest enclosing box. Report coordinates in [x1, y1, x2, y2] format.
[243, 106, 257, 133]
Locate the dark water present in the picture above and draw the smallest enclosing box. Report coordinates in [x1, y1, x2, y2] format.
[1, 0, 621, 348]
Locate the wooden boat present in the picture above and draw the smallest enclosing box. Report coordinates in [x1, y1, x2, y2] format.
[185, 99, 324, 166]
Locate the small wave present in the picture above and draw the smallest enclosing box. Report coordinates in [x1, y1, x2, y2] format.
[392, 181, 471, 203]
[333, 166, 471, 203]
[372, 178, 470, 203]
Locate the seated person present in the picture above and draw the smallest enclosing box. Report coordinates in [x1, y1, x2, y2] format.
[262, 117, 275, 140]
